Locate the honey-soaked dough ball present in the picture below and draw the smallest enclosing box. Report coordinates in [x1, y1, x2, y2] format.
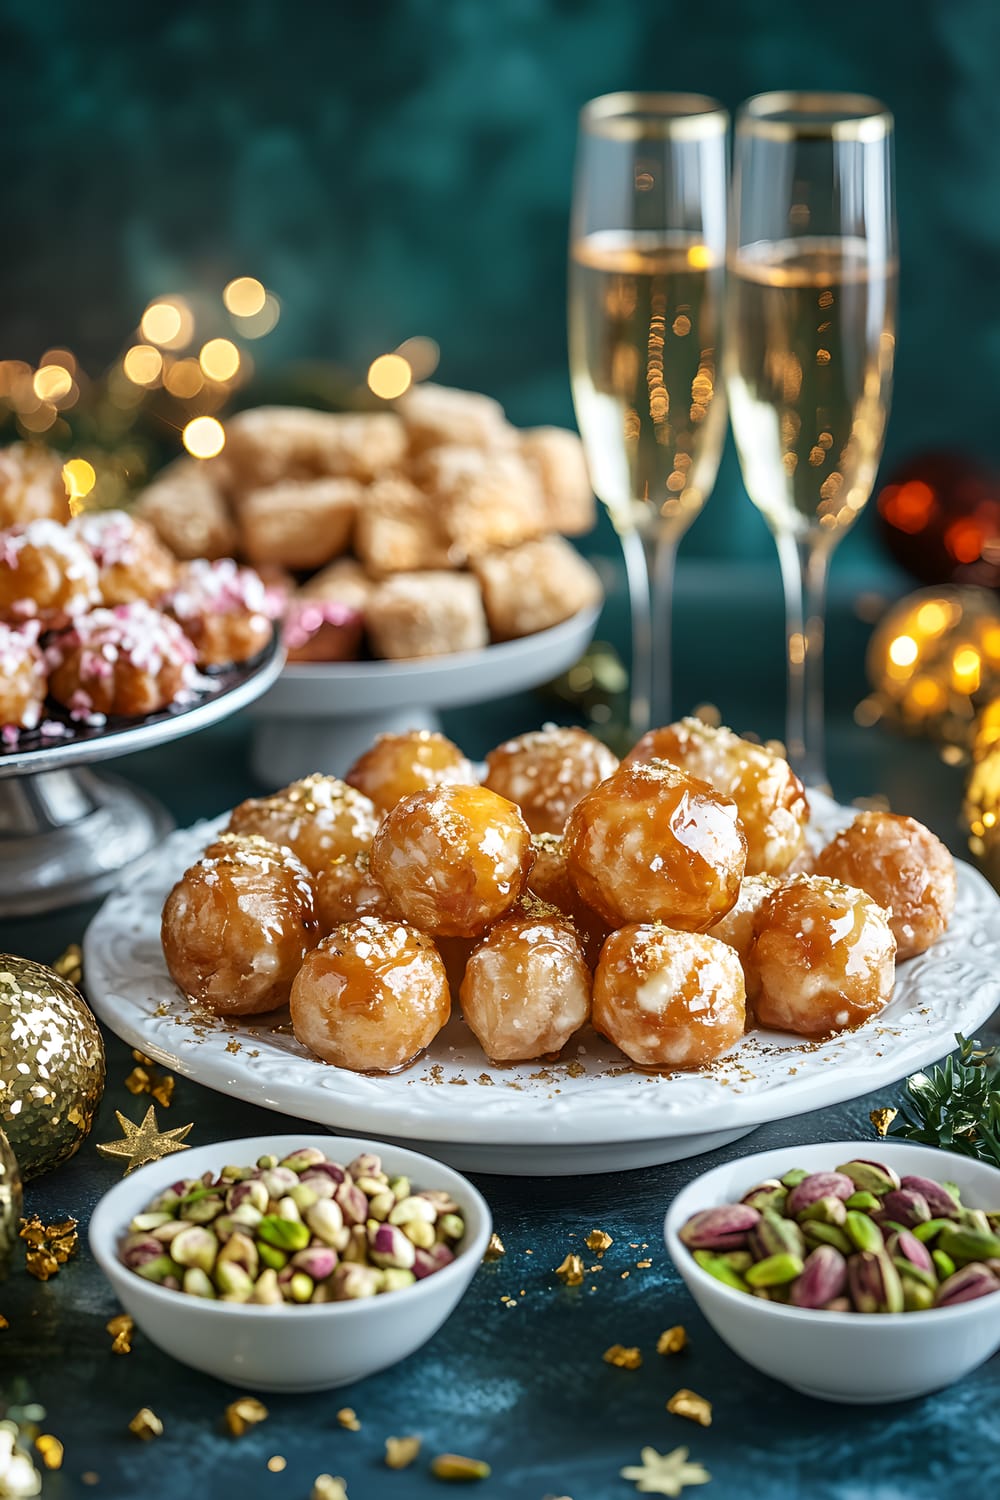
[0, 443, 71, 528]
[345, 729, 477, 814]
[289, 916, 450, 1072]
[70, 509, 178, 606]
[752, 875, 896, 1037]
[162, 557, 275, 666]
[626, 717, 809, 876]
[813, 811, 956, 960]
[460, 905, 592, 1062]
[47, 603, 197, 721]
[370, 784, 533, 938]
[0, 622, 47, 732]
[0, 519, 99, 627]
[565, 759, 746, 931]
[483, 725, 619, 835]
[593, 926, 746, 1070]
[227, 774, 379, 875]
[162, 835, 319, 1016]
[706, 874, 783, 1003]
[314, 850, 401, 933]
[526, 832, 610, 967]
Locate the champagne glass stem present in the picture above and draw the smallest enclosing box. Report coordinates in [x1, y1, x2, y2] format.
[775, 532, 831, 791]
[649, 531, 676, 730]
[620, 525, 653, 739]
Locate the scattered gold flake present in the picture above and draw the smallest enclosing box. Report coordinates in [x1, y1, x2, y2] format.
[225, 1039, 242, 1055]
[621, 1271, 630, 1280]
[53, 943, 83, 986]
[225, 1397, 269, 1436]
[128, 1408, 163, 1441]
[35, 1434, 63, 1470]
[657, 1326, 688, 1356]
[565, 1060, 586, 1078]
[477, 1073, 494, 1086]
[267, 1455, 287, 1473]
[0, 1315, 7, 1330]
[621, 1444, 711, 1496]
[555, 1253, 584, 1286]
[311, 1479, 348, 1500]
[124, 1059, 176, 1108]
[96, 1106, 192, 1174]
[385, 1435, 422, 1469]
[125, 1068, 149, 1095]
[430, 1453, 491, 1481]
[637, 1259, 652, 1269]
[19, 1215, 78, 1279]
[585, 1229, 613, 1254]
[106, 1313, 134, 1354]
[483, 1232, 505, 1262]
[336, 1407, 361, 1432]
[81, 1472, 100, 1486]
[870, 1106, 898, 1137]
[604, 1344, 643, 1370]
[666, 1390, 712, 1427]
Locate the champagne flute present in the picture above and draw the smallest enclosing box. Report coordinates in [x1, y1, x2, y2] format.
[569, 93, 729, 736]
[727, 93, 897, 788]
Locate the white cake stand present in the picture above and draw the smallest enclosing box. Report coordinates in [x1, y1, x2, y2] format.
[248, 605, 601, 784]
[0, 636, 283, 916]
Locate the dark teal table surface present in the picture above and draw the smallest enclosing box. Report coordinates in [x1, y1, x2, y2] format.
[4, 571, 999, 1500]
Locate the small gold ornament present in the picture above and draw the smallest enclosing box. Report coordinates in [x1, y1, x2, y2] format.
[863, 585, 1000, 746]
[96, 1106, 192, 1175]
[964, 743, 1000, 888]
[0, 955, 105, 1180]
[0, 1129, 22, 1280]
[384, 1436, 421, 1470]
[482, 1232, 505, 1262]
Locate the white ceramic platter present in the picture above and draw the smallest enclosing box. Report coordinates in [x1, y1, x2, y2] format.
[84, 793, 1000, 1176]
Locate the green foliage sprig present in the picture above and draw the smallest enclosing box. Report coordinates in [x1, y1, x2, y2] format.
[889, 1034, 1000, 1168]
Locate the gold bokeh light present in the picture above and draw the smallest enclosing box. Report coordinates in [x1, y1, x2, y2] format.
[199, 338, 241, 382]
[182, 415, 226, 459]
[140, 297, 194, 350]
[62, 458, 96, 502]
[223, 277, 267, 317]
[123, 345, 163, 385]
[367, 353, 412, 400]
[33, 365, 74, 402]
[164, 358, 204, 399]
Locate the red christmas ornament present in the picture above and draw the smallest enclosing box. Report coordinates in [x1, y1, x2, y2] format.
[877, 451, 1000, 588]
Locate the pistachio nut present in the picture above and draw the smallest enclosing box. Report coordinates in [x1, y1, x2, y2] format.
[288, 1272, 314, 1303]
[250, 1268, 284, 1305]
[824, 1296, 852, 1312]
[335, 1181, 370, 1227]
[844, 1211, 885, 1254]
[797, 1195, 848, 1228]
[301, 1161, 349, 1189]
[229, 1203, 264, 1230]
[413, 1243, 455, 1279]
[902, 1278, 935, 1311]
[261, 1166, 300, 1199]
[276, 1196, 303, 1225]
[692, 1251, 749, 1291]
[912, 1217, 955, 1245]
[740, 1180, 789, 1214]
[331, 1263, 381, 1300]
[151, 1220, 190, 1246]
[418, 1189, 459, 1214]
[381, 1267, 417, 1292]
[368, 1191, 395, 1222]
[369, 1223, 417, 1270]
[216, 1232, 259, 1279]
[298, 1171, 336, 1200]
[847, 1251, 904, 1313]
[899, 1174, 960, 1218]
[957, 1207, 993, 1236]
[935, 1225, 1000, 1266]
[215, 1261, 255, 1300]
[134, 1254, 182, 1285]
[932, 1249, 956, 1280]
[749, 1208, 805, 1261]
[430, 1454, 491, 1481]
[786, 1172, 854, 1217]
[179, 1194, 225, 1224]
[880, 1189, 932, 1228]
[129, 1211, 174, 1233]
[348, 1152, 382, 1178]
[801, 1221, 853, 1255]
[781, 1168, 809, 1188]
[789, 1245, 848, 1308]
[935, 1262, 1000, 1306]
[341, 1225, 370, 1263]
[171, 1225, 218, 1274]
[121, 1235, 167, 1270]
[226, 1179, 270, 1215]
[258, 1242, 288, 1271]
[678, 1204, 760, 1251]
[279, 1148, 328, 1173]
[291, 1246, 338, 1281]
[402, 1219, 436, 1250]
[387, 1175, 410, 1200]
[745, 1252, 804, 1288]
[289, 1183, 320, 1213]
[181, 1267, 216, 1298]
[256, 1215, 310, 1253]
[843, 1191, 880, 1213]
[388, 1194, 437, 1227]
[835, 1158, 901, 1196]
[887, 1229, 934, 1275]
[355, 1175, 388, 1196]
[219, 1163, 253, 1183]
[892, 1257, 936, 1291]
[305, 1198, 345, 1246]
[256, 1154, 279, 1169]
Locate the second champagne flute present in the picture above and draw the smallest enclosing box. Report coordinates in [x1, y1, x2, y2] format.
[569, 93, 729, 736]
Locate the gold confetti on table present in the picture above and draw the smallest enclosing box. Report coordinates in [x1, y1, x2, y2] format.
[870, 1106, 898, 1137]
[128, 1408, 163, 1441]
[585, 1229, 613, 1254]
[636, 1259, 652, 1269]
[555, 1253, 584, 1286]
[124, 1054, 176, 1110]
[0, 1315, 7, 1330]
[336, 1407, 361, 1432]
[657, 1326, 688, 1356]
[81, 1471, 100, 1486]
[225, 1397, 269, 1436]
[19, 1214, 78, 1280]
[603, 1344, 643, 1370]
[620, 1444, 711, 1496]
[430, 1453, 491, 1481]
[311, 1477, 348, 1500]
[267, 1455, 287, 1473]
[96, 1106, 192, 1174]
[34, 1434, 63, 1470]
[666, 1389, 712, 1427]
[53, 943, 83, 987]
[483, 1232, 505, 1262]
[385, 1435, 422, 1469]
[106, 1313, 134, 1354]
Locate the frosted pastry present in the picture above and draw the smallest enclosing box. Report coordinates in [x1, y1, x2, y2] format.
[283, 598, 364, 663]
[396, 382, 514, 452]
[0, 443, 71, 528]
[0, 621, 46, 732]
[482, 724, 619, 835]
[417, 445, 545, 558]
[296, 556, 373, 612]
[227, 774, 379, 875]
[520, 426, 596, 536]
[345, 729, 477, 814]
[134, 459, 238, 560]
[473, 535, 603, 640]
[222, 406, 407, 489]
[71, 509, 178, 606]
[0, 519, 99, 627]
[706, 873, 783, 1003]
[366, 571, 488, 659]
[46, 601, 197, 721]
[354, 475, 456, 575]
[239, 478, 361, 571]
[525, 831, 610, 967]
[313, 849, 401, 933]
[162, 557, 275, 666]
[460, 904, 591, 1061]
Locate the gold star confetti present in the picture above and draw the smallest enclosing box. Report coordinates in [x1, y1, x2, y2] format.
[336, 1407, 361, 1432]
[53, 944, 83, 987]
[585, 1229, 613, 1254]
[267, 1455, 286, 1473]
[311, 1478, 348, 1500]
[19, 1215, 78, 1280]
[483, 1232, 505, 1262]
[225, 1398, 269, 1436]
[555, 1253, 584, 1286]
[870, 1106, 898, 1137]
[657, 1326, 688, 1356]
[430, 1454, 491, 1481]
[666, 1390, 712, 1427]
[97, 1106, 192, 1175]
[106, 1313, 134, 1354]
[385, 1435, 421, 1469]
[620, 1444, 711, 1496]
[604, 1344, 643, 1370]
[34, 1434, 63, 1470]
[128, 1408, 163, 1441]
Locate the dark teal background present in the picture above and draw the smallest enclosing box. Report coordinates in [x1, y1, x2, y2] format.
[3, 0, 998, 574]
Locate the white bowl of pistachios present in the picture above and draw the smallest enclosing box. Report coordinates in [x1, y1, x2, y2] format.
[89, 1133, 491, 1391]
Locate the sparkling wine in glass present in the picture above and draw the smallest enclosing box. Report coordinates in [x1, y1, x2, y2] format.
[727, 93, 897, 787]
[569, 93, 729, 735]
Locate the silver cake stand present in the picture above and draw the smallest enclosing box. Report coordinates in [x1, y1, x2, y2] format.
[0, 635, 284, 916]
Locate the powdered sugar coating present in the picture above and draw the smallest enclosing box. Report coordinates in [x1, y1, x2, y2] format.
[162, 558, 277, 666]
[460, 910, 591, 1061]
[0, 619, 47, 730]
[46, 601, 197, 720]
[70, 508, 178, 605]
[0, 518, 100, 626]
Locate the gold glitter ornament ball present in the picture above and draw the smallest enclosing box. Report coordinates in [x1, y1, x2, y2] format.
[0, 1127, 21, 1277]
[0, 955, 105, 1179]
[964, 745, 1000, 889]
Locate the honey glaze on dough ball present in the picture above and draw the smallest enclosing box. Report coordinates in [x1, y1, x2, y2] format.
[289, 916, 450, 1072]
[345, 729, 477, 814]
[370, 783, 533, 937]
[706, 873, 783, 1004]
[752, 875, 896, 1037]
[813, 811, 956, 960]
[564, 759, 746, 931]
[526, 832, 610, 967]
[593, 926, 746, 1070]
[227, 774, 379, 875]
[314, 850, 401, 933]
[460, 903, 592, 1062]
[626, 717, 809, 876]
[161, 834, 319, 1016]
[482, 725, 619, 835]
